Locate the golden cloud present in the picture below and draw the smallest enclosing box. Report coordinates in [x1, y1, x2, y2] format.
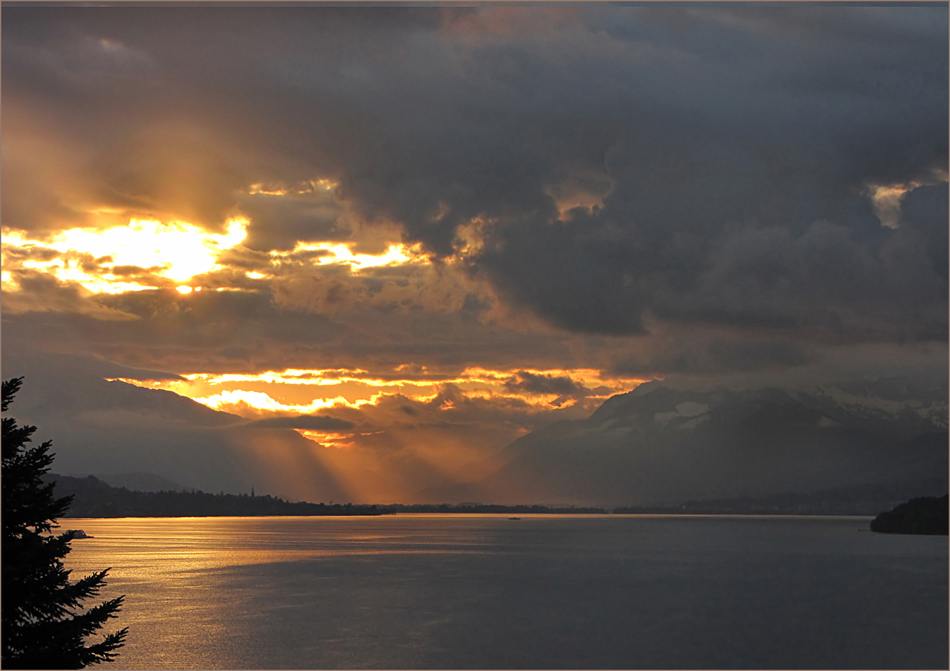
[1, 217, 249, 294]
[110, 366, 647, 424]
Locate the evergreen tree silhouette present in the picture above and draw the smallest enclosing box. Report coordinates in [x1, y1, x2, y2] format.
[2, 377, 128, 668]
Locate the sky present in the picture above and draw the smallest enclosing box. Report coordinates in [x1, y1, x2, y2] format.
[2, 4, 947, 483]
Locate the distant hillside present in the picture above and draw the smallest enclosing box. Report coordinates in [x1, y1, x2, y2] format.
[615, 480, 949, 516]
[3, 355, 494, 504]
[870, 495, 949, 535]
[5, 363, 356, 503]
[47, 474, 387, 518]
[47, 474, 612, 517]
[8, 351, 947, 509]
[422, 380, 948, 506]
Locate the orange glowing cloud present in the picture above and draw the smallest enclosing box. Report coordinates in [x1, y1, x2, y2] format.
[248, 178, 338, 196]
[2, 179, 434, 303]
[190, 389, 383, 415]
[1, 217, 248, 294]
[110, 366, 648, 424]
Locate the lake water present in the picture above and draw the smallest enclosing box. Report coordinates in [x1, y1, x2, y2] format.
[62, 514, 947, 669]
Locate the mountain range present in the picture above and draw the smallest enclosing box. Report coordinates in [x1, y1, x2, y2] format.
[4, 353, 946, 507]
[424, 380, 947, 506]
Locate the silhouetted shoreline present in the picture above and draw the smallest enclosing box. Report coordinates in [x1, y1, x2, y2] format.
[49, 474, 612, 517]
[870, 495, 949, 535]
[47, 473, 947, 519]
[48, 474, 390, 517]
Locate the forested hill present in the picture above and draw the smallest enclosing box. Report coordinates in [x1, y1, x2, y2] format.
[46, 474, 610, 517]
[47, 473, 943, 519]
[47, 474, 388, 517]
[870, 495, 949, 535]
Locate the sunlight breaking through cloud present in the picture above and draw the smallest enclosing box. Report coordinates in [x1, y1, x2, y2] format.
[192, 389, 381, 414]
[109, 367, 648, 422]
[268, 241, 430, 272]
[1, 218, 248, 293]
[2, 216, 433, 298]
[248, 178, 338, 196]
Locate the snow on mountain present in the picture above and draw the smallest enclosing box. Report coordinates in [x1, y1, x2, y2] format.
[422, 379, 948, 506]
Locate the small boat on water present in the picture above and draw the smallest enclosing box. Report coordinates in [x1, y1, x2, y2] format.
[508, 517, 521, 521]
[64, 529, 92, 539]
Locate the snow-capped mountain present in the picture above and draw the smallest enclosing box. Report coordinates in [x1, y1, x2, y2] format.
[425, 379, 948, 506]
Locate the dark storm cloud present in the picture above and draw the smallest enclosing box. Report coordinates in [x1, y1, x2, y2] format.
[1, 270, 138, 320]
[901, 183, 950, 289]
[3, 5, 946, 360]
[236, 189, 347, 252]
[611, 333, 812, 378]
[468, 5, 947, 339]
[3, 289, 350, 375]
[504, 371, 585, 398]
[1, 286, 580, 378]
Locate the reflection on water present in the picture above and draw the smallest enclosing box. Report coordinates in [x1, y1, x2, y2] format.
[64, 515, 948, 670]
[66, 516, 501, 577]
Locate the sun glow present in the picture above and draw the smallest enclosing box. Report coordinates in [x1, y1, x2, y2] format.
[2, 205, 428, 299]
[295, 430, 362, 448]
[161, 366, 638, 393]
[193, 389, 381, 414]
[2, 218, 248, 294]
[183, 368, 387, 386]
